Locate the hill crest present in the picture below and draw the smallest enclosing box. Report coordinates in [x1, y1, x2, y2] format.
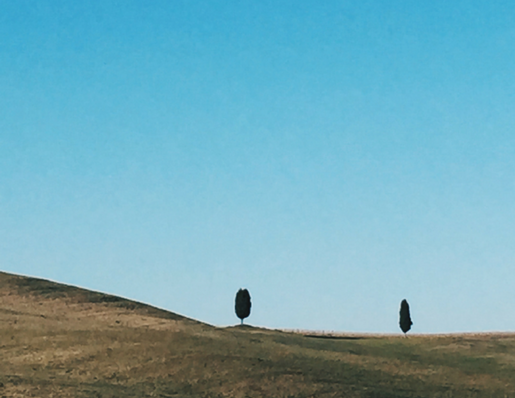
[1, 271, 514, 397]
[0, 271, 193, 323]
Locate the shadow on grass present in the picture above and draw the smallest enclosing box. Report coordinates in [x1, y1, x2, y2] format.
[304, 334, 366, 340]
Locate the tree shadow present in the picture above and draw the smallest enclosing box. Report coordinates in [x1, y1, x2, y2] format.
[304, 334, 366, 340]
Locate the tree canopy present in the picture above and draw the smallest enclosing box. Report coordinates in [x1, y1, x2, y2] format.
[235, 288, 251, 324]
[399, 299, 413, 335]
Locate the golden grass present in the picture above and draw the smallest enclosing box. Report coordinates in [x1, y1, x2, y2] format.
[0, 271, 514, 397]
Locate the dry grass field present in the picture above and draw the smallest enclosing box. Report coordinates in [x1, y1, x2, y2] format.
[1, 271, 514, 397]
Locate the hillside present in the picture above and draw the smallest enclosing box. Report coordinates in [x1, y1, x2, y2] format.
[0, 271, 514, 397]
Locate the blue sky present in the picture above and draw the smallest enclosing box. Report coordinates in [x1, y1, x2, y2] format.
[1, 1, 514, 333]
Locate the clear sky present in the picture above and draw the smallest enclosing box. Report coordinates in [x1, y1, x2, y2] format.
[1, 1, 514, 333]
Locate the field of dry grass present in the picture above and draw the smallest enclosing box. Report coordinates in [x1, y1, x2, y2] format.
[1, 271, 514, 397]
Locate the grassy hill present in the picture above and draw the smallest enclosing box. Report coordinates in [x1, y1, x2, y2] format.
[0, 271, 514, 397]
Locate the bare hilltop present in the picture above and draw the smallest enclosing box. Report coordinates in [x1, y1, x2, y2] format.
[1, 271, 514, 397]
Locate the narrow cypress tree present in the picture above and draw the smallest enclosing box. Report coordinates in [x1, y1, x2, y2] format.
[235, 288, 251, 325]
[399, 299, 413, 335]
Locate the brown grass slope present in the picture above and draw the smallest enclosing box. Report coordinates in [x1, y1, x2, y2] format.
[1, 271, 514, 398]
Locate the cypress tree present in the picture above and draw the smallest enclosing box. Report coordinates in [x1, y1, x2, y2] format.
[235, 288, 251, 325]
[399, 299, 413, 335]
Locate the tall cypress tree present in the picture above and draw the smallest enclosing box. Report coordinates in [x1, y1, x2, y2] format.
[235, 288, 251, 325]
[399, 299, 413, 335]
